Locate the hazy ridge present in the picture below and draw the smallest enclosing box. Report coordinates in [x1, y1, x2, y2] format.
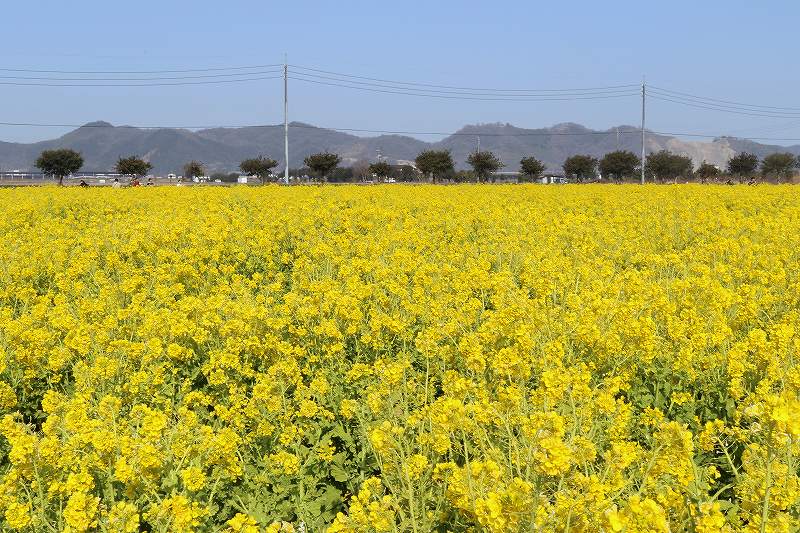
[1, 121, 796, 174]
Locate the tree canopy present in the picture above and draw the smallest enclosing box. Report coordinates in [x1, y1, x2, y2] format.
[519, 156, 546, 182]
[351, 159, 371, 182]
[467, 150, 504, 182]
[415, 150, 454, 183]
[304, 152, 341, 182]
[115, 155, 152, 178]
[562, 155, 597, 182]
[240, 156, 279, 184]
[760, 152, 797, 181]
[695, 162, 720, 182]
[35, 148, 84, 186]
[368, 161, 392, 180]
[328, 167, 353, 183]
[394, 165, 420, 182]
[599, 150, 640, 182]
[645, 150, 693, 182]
[183, 160, 205, 180]
[727, 152, 759, 177]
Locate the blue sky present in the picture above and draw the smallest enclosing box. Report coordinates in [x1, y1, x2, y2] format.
[2, 0, 799, 144]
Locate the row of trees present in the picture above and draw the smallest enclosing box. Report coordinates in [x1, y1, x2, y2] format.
[32, 149, 279, 185]
[416, 150, 549, 183]
[377, 149, 796, 183]
[558, 150, 799, 183]
[567, 150, 800, 183]
[32, 147, 548, 185]
[32, 148, 344, 185]
[31, 146, 800, 186]
[34, 150, 155, 186]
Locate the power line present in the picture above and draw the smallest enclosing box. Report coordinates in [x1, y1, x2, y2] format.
[648, 89, 800, 116]
[289, 70, 637, 97]
[0, 70, 283, 81]
[649, 94, 800, 119]
[0, 75, 283, 87]
[290, 64, 639, 93]
[0, 59, 799, 143]
[289, 75, 641, 101]
[650, 85, 800, 112]
[0, 64, 283, 74]
[649, 130, 800, 141]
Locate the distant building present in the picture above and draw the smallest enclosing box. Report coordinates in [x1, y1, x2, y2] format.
[491, 171, 520, 182]
[490, 170, 567, 183]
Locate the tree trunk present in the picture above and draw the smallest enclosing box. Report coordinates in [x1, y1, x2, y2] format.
[58, 175, 64, 186]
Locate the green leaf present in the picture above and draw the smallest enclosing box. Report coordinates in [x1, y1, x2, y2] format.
[330, 463, 350, 483]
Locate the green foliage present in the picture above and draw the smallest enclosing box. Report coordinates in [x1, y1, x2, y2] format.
[414, 150, 454, 183]
[466, 150, 504, 182]
[519, 156, 546, 182]
[562, 155, 598, 182]
[328, 167, 354, 183]
[115, 155, 152, 178]
[452, 170, 476, 183]
[183, 160, 205, 179]
[645, 150, 693, 182]
[393, 165, 420, 182]
[695, 161, 720, 182]
[727, 152, 759, 177]
[304, 152, 342, 182]
[599, 150, 640, 182]
[368, 161, 392, 179]
[228, 420, 375, 529]
[35, 148, 84, 186]
[240, 156, 279, 184]
[760, 152, 797, 181]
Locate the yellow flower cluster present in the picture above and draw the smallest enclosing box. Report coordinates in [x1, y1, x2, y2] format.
[0, 184, 798, 531]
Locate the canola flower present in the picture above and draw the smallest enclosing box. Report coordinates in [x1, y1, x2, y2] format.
[0, 184, 798, 531]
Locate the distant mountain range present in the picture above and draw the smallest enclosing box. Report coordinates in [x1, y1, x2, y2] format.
[1, 121, 797, 174]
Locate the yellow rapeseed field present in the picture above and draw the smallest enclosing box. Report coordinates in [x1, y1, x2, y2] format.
[0, 184, 798, 532]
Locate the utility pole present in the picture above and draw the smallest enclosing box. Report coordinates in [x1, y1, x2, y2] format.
[640, 79, 646, 185]
[284, 55, 289, 185]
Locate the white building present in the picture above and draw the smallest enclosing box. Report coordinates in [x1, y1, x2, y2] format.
[539, 174, 568, 184]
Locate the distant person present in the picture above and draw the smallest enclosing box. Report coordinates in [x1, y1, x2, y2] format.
[146, 177, 154, 186]
[112, 178, 121, 189]
[131, 177, 140, 187]
[79, 180, 89, 188]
